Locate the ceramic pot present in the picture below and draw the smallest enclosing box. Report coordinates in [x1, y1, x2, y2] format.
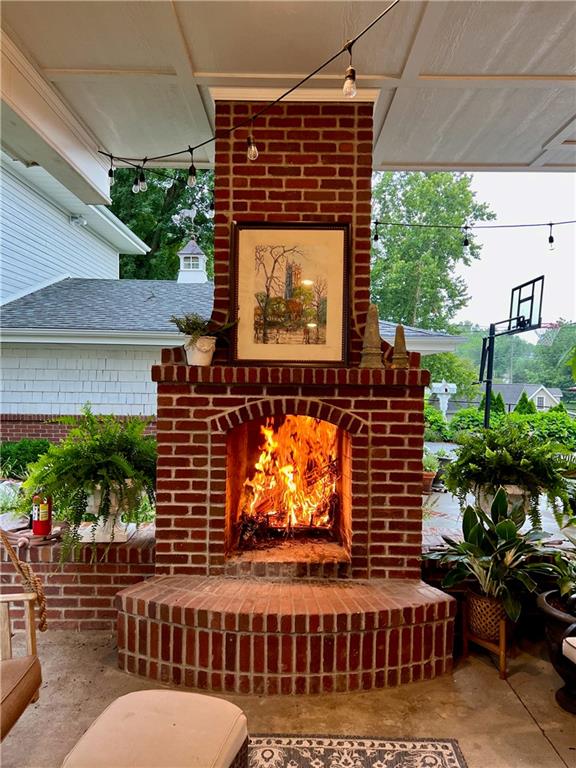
[537, 591, 576, 713]
[185, 336, 216, 366]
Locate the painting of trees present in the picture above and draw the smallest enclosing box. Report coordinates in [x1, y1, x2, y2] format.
[253, 243, 328, 345]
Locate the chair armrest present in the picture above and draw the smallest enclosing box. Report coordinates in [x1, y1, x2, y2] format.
[0, 592, 38, 660]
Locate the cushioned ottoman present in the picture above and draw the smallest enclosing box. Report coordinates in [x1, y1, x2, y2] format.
[61, 690, 248, 768]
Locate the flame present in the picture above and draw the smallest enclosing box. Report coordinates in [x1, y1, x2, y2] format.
[239, 415, 339, 531]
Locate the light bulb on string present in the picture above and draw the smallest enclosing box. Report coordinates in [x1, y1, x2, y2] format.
[138, 163, 148, 192]
[372, 220, 379, 243]
[187, 148, 197, 187]
[548, 223, 555, 250]
[108, 158, 115, 187]
[207, 195, 215, 220]
[132, 169, 140, 194]
[342, 43, 357, 98]
[247, 134, 259, 161]
[462, 225, 470, 248]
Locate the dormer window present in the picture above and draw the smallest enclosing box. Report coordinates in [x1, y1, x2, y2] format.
[183, 255, 200, 270]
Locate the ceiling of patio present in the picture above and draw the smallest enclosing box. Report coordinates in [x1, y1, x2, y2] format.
[2, 0, 575, 171]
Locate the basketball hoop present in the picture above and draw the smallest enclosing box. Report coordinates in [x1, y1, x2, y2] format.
[534, 323, 561, 346]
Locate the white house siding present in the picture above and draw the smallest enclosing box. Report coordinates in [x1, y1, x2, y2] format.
[0, 168, 118, 304]
[529, 389, 559, 412]
[1, 344, 159, 416]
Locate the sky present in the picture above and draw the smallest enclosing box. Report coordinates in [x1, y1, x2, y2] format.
[455, 172, 576, 341]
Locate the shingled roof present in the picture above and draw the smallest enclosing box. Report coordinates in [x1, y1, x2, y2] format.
[0, 278, 457, 344]
[0, 278, 214, 333]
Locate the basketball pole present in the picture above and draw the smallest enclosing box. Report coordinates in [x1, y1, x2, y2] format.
[484, 323, 496, 429]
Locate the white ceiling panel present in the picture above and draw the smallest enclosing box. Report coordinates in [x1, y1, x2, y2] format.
[1, 1, 575, 171]
[54, 79, 212, 164]
[376, 87, 576, 166]
[424, 1, 576, 77]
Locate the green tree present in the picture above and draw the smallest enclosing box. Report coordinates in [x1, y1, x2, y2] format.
[456, 322, 535, 383]
[515, 391, 537, 414]
[371, 172, 495, 330]
[524, 321, 576, 397]
[494, 392, 506, 415]
[110, 168, 214, 280]
[422, 352, 479, 401]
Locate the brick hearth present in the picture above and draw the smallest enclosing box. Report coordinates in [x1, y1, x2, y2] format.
[117, 576, 455, 694]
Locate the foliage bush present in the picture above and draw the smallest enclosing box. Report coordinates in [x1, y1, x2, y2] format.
[448, 407, 504, 440]
[424, 405, 449, 442]
[503, 410, 576, 451]
[0, 439, 51, 479]
[514, 391, 537, 414]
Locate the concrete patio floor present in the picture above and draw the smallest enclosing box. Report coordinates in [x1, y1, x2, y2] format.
[1, 630, 574, 768]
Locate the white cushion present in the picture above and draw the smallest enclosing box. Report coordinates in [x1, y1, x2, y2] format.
[61, 690, 247, 768]
[562, 636, 576, 665]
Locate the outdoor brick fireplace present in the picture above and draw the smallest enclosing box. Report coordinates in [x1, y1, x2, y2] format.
[116, 99, 455, 694]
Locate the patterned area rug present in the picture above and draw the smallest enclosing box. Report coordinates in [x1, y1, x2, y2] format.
[249, 734, 468, 768]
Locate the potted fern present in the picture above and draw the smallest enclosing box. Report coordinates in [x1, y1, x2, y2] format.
[21, 406, 156, 554]
[170, 312, 236, 365]
[443, 423, 573, 528]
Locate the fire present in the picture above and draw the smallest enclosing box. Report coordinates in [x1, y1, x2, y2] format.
[239, 415, 339, 533]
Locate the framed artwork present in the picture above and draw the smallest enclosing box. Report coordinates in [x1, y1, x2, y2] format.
[232, 222, 349, 365]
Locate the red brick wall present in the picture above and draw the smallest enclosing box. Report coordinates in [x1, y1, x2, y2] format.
[211, 100, 374, 367]
[152, 360, 429, 580]
[0, 530, 155, 630]
[0, 414, 157, 444]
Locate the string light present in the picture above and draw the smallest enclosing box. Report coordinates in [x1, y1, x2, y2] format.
[131, 168, 141, 194]
[99, 0, 401, 179]
[247, 133, 259, 161]
[108, 157, 115, 187]
[373, 220, 380, 242]
[138, 161, 148, 192]
[187, 148, 197, 188]
[207, 195, 215, 220]
[548, 222, 555, 250]
[342, 42, 357, 99]
[462, 225, 470, 247]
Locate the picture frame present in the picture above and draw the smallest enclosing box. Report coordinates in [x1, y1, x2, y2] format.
[232, 222, 349, 365]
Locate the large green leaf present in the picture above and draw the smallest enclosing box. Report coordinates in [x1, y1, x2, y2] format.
[495, 520, 517, 542]
[502, 592, 521, 622]
[462, 506, 478, 541]
[490, 487, 508, 523]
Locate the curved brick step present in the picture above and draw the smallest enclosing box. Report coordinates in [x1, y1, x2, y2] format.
[116, 576, 455, 695]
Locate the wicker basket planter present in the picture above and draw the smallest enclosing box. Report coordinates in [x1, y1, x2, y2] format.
[467, 591, 506, 642]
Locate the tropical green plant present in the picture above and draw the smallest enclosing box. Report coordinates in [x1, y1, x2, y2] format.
[20, 406, 156, 553]
[425, 488, 561, 621]
[424, 405, 449, 442]
[0, 439, 51, 479]
[443, 422, 574, 527]
[170, 312, 236, 345]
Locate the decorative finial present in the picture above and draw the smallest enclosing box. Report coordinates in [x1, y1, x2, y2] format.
[391, 324, 410, 369]
[360, 304, 384, 369]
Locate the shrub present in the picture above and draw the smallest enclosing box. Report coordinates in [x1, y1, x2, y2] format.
[494, 392, 507, 415]
[515, 391, 537, 414]
[448, 407, 488, 440]
[0, 439, 51, 479]
[424, 405, 449, 442]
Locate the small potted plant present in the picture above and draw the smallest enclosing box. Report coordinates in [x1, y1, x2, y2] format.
[422, 450, 440, 494]
[443, 422, 572, 528]
[170, 312, 236, 366]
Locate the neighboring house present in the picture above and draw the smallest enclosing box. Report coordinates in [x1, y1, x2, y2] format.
[488, 383, 563, 412]
[446, 383, 563, 418]
[0, 152, 147, 304]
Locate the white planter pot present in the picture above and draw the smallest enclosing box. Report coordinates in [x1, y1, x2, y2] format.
[185, 336, 216, 366]
[477, 484, 530, 515]
[80, 515, 129, 543]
